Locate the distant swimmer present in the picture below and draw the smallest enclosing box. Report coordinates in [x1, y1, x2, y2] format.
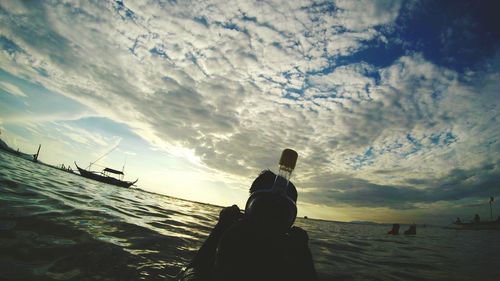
[473, 214, 480, 223]
[388, 223, 400, 235]
[404, 224, 416, 235]
[179, 150, 317, 281]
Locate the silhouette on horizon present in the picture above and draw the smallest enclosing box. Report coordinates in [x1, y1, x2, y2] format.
[388, 223, 400, 235]
[404, 224, 417, 235]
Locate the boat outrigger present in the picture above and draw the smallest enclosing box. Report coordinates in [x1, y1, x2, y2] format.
[75, 162, 138, 188]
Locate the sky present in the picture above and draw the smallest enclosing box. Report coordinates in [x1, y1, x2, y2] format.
[0, 0, 499, 224]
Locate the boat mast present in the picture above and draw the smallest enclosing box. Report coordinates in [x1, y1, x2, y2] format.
[490, 196, 494, 220]
[121, 156, 127, 181]
[86, 144, 119, 170]
[33, 144, 41, 162]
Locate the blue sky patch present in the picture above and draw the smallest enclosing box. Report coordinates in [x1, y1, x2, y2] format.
[393, 0, 500, 72]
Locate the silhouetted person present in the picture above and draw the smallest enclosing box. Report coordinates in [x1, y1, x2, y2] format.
[185, 170, 317, 281]
[473, 214, 480, 223]
[388, 223, 400, 235]
[404, 224, 416, 235]
[455, 217, 462, 224]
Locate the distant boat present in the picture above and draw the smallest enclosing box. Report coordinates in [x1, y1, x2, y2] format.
[75, 162, 138, 188]
[452, 197, 499, 230]
[0, 137, 41, 162]
[56, 164, 75, 174]
[452, 221, 500, 230]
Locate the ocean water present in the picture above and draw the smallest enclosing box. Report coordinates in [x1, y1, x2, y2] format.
[1, 150, 499, 281]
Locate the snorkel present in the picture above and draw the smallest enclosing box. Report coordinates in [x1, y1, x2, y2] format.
[275, 148, 298, 192]
[245, 149, 299, 232]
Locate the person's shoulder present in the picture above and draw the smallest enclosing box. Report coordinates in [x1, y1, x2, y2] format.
[218, 219, 253, 246]
[224, 219, 252, 234]
[214, 219, 256, 271]
[289, 226, 309, 245]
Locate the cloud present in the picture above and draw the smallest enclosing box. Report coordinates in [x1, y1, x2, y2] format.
[0, 0, 499, 215]
[56, 123, 120, 147]
[333, 0, 402, 31]
[0, 80, 26, 97]
[300, 160, 500, 209]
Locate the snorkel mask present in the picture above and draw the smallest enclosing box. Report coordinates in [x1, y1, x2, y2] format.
[245, 149, 298, 231]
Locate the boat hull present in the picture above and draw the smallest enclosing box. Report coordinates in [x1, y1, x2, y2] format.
[453, 221, 500, 230]
[75, 164, 137, 188]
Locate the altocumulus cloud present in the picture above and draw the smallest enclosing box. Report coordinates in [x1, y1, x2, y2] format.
[0, 0, 499, 212]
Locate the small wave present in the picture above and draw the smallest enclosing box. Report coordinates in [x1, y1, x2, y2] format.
[1, 151, 499, 281]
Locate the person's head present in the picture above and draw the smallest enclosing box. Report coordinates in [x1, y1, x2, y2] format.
[245, 170, 298, 233]
[249, 170, 298, 200]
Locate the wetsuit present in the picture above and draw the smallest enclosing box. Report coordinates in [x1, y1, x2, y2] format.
[214, 219, 317, 281]
[184, 208, 317, 281]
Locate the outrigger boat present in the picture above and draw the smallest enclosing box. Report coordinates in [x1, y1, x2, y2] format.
[452, 197, 499, 230]
[75, 162, 138, 188]
[452, 221, 500, 230]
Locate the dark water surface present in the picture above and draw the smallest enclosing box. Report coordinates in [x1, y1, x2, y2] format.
[1, 150, 499, 281]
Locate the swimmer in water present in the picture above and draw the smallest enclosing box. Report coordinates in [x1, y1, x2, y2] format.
[186, 169, 317, 281]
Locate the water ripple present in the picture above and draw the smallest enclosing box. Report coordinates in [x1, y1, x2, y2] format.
[1, 151, 500, 280]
